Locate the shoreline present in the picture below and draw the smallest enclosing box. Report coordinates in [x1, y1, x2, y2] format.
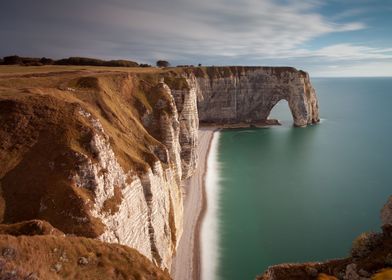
[194, 129, 219, 280]
[171, 128, 217, 280]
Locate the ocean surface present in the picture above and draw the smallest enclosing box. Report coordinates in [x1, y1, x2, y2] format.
[206, 77, 392, 280]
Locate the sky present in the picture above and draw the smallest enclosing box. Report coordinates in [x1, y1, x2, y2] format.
[1, 0, 392, 76]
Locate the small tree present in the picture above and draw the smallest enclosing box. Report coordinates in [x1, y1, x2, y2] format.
[156, 60, 170, 67]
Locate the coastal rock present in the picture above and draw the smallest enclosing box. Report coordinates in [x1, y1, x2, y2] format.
[72, 109, 153, 262]
[169, 75, 200, 179]
[141, 80, 183, 184]
[194, 67, 319, 127]
[257, 199, 392, 280]
[381, 195, 392, 227]
[344, 264, 360, 280]
[67, 82, 184, 270]
[139, 80, 184, 268]
[140, 162, 182, 269]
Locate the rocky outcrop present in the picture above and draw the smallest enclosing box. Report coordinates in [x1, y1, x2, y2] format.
[169, 75, 200, 179]
[72, 108, 155, 265]
[258, 197, 392, 280]
[192, 67, 319, 127]
[381, 196, 392, 229]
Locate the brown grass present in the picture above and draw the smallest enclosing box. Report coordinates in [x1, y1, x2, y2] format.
[372, 269, 392, 280]
[101, 187, 123, 215]
[0, 234, 171, 280]
[0, 67, 186, 237]
[317, 273, 338, 280]
[0, 65, 165, 76]
[163, 76, 190, 91]
[0, 220, 64, 236]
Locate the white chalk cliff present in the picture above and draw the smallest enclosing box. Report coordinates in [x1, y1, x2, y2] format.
[194, 67, 319, 127]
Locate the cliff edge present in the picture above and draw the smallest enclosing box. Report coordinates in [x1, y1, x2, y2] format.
[0, 70, 194, 271]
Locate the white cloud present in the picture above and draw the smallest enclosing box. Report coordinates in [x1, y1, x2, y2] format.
[3, 0, 391, 76]
[313, 61, 392, 77]
[90, 0, 366, 61]
[280, 43, 392, 61]
[315, 44, 392, 60]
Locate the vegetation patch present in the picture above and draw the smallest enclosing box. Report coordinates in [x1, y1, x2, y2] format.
[1, 55, 139, 68]
[0, 234, 171, 279]
[101, 186, 123, 215]
[163, 76, 190, 91]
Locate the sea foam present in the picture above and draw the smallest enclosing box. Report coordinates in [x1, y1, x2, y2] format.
[201, 131, 221, 280]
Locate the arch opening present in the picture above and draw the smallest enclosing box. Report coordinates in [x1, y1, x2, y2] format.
[267, 99, 293, 126]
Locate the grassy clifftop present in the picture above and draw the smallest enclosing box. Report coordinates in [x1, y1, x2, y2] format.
[0, 68, 182, 236]
[0, 227, 171, 280]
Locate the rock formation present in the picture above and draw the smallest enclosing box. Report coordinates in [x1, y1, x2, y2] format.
[257, 196, 392, 280]
[381, 196, 392, 229]
[169, 75, 200, 179]
[193, 67, 319, 127]
[0, 66, 319, 274]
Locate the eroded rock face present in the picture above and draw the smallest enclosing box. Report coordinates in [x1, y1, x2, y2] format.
[140, 162, 183, 269]
[381, 196, 392, 227]
[138, 81, 184, 268]
[170, 75, 200, 179]
[194, 67, 319, 127]
[72, 109, 153, 263]
[74, 102, 183, 270]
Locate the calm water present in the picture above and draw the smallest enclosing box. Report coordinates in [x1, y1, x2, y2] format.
[216, 77, 392, 280]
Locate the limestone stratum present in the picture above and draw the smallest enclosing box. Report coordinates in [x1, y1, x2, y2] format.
[1, 65, 320, 278]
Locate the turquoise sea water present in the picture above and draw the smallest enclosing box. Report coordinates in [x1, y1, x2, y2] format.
[215, 77, 392, 280]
